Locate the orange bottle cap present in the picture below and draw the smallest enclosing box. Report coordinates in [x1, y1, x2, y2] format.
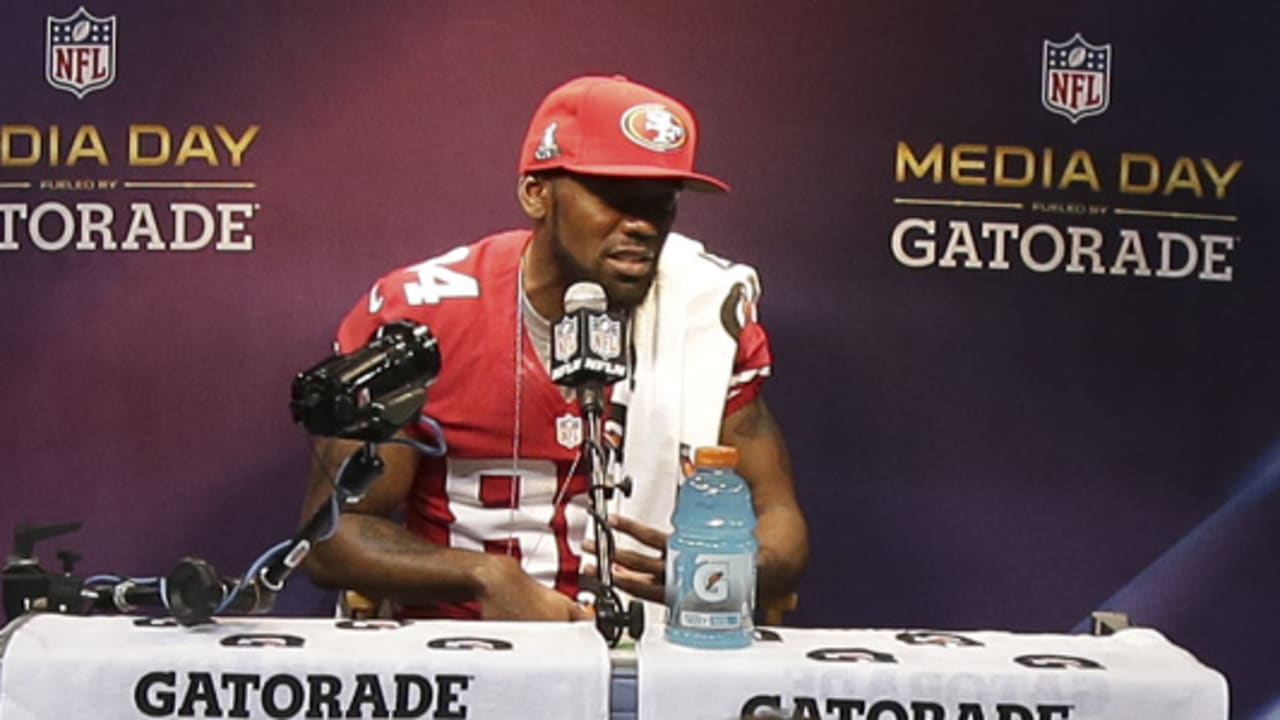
[693, 445, 739, 468]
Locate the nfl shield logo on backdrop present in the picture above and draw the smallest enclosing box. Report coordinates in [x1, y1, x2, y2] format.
[588, 315, 621, 359]
[46, 7, 117, 99]
[1041, 33, 1111, 123]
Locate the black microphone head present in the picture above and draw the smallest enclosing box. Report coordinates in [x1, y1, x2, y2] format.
[551, 282, 627, 390]
[564, 281, 608, 314]
[167, 557, 224, 627]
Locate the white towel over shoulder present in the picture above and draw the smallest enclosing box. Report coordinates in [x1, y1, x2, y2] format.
[609, 232, 761, 544]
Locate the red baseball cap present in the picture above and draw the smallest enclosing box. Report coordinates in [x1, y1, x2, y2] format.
[518, 75, 729, 193]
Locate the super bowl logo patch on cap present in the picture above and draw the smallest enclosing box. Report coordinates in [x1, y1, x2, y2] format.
[533, 121, 561, 161]
[619, 103, 687, 152]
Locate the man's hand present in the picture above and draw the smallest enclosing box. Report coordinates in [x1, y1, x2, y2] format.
[472, 554, 594, 621]
[582, 514, 669, 603]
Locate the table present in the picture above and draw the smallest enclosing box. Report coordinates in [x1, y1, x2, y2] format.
[634, 625, 1228, 720]
[0, 615, 1228, 719]
[0, 614, 609, 720]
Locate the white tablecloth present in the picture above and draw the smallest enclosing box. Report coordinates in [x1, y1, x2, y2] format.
[636, 626, 1228, 720]
[0, 616, 1229, 719]
[0, 614, 610, 720]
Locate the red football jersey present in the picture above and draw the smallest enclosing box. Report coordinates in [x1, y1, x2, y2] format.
[335, 230, 771, 618]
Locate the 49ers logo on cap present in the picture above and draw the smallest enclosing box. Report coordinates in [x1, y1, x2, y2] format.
[619, 103, 687, 152]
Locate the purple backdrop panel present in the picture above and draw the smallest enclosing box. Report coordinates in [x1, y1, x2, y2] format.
[1, 2, 1276, 716]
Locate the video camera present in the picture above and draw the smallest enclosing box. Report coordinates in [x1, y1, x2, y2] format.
[290, 320, 440, 441]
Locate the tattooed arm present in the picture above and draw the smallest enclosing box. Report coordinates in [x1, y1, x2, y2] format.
[720, 395, 808, 605]
[300, 435, 590, 621]
[607, 395, 808, 608]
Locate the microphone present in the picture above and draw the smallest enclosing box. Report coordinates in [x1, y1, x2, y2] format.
[79, 558, 269, 626]
[291, 320, 440, 441]
[550, 282, 641, 644]
[162, 558, 272, 626]
[549, 282, 627, 412]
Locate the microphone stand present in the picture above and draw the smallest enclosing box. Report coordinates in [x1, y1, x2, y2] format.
[579, 385, 644, 646]
[549, 282, 644, 646]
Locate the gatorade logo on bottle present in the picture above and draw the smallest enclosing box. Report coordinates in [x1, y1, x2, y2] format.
[693, 559, 730, 602]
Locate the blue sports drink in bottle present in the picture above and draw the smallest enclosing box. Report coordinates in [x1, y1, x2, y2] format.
[665, 445, 757, 649]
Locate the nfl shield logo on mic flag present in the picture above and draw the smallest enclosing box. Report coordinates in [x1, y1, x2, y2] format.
[588, 315, 621, 359]
[1041, 33, 1111, 123]
[554, 316, 579, 362]
[46, 7, 117, 99]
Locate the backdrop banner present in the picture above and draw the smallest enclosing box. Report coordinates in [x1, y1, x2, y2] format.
[1, 2, 1275, 717]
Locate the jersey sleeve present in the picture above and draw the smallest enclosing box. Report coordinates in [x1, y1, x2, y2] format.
[723, 283, 773, 417]
[724, 318, 772, 416]
[335, 267, 418, 353]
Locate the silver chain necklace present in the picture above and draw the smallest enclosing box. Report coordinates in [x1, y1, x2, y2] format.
[510, 257, 525, 558]
[512, 254, 583, 572]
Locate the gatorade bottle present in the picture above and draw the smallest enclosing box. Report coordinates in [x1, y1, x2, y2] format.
[665, 445, 757, 649]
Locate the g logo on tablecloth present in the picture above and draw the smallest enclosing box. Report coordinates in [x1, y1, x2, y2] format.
[896, 630, 984, 647]
[1015, 653, 1105, 670]
[753, 628, 783, 642]
[427, 636, 514, 651]
[219, 633, 305, 648]
[806, 647, 897, 663]
[334, 619, 408, 631]
[132, 618, 179, 628]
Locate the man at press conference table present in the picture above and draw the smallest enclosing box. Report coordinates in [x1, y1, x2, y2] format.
[0, 72, 1228, 720]
[298, 74, 809, 621]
